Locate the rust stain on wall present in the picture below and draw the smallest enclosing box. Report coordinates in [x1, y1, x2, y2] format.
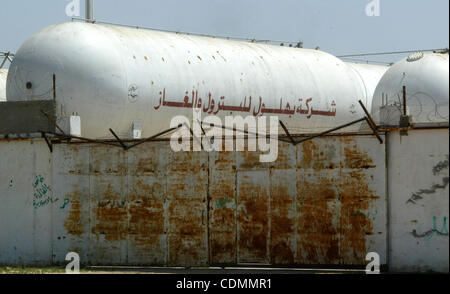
[209, 151, 237, 264]
[166, 151, 208, 266]
[270, 180, 296, 264]
[63, 191, 84, 237]
[339, 137, 376, 264]
[237, 170, 269, 263]
[238, 151, 269, 170]
[89, 147, 126, 175]
[270, 142, 295, 170]
[342, 138, 375, 169]
[297, 173, 340, 264]
[90, 177, 128, 242]
[59, 136, 382, 267]
[294, 137, 377, 265]
[92, 206, 128, 242]
[300, 139, 339, 170]
[127, 174, 166, 264]
[129, 198, 164, 240]
[168, 198, 207, 266]
[128, 144, 167, 175]
[210, 208, 235, 258]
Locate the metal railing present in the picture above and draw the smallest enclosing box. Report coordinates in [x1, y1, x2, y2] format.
[71, 17, 304, 47]
[0, 51, 14, 69]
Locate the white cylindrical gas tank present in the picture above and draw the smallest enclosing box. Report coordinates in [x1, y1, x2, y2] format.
[346, 63, 388, 112]
[371, 52, 449, 125]
[0, 69, 7, 102]
[8, 22, 376, 139]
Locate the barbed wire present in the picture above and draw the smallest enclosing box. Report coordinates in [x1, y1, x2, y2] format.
[338, 57, 393, 65]
[337, 49, 448, 58]
[378, 89, 448, 124]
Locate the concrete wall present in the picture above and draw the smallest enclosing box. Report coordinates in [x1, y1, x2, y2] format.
[388, 129, 449, 272]
[0, 140, 53, 265]
[0, 135, 387, 267]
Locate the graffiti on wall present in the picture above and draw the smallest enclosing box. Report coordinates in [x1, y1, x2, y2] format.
[32, 174, 56, 209]
[406, 156, 449, 204]
[60, 198, 70, 210]
[411, 216, 449, 241]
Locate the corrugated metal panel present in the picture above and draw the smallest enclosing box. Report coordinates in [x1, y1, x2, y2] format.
[237, 169, 270, 264]
[166, 150, 208, 266]
[89, 146, 128, 264]
[127, 144, 167, 265]
[209, 150, 237, 265]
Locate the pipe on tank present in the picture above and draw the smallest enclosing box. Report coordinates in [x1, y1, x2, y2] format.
[86, 0, 94, 22]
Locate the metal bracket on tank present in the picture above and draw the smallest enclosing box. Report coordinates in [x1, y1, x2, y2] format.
[38, 107, 184, 152]
[109, 128, 127, 150]
[40, 110, 68, 138]
[39, 125, 183, 152]
[279, 120, 296, 145]
[278, 104, 384, 146]
[41, 132, 53, 153]
[197, 119, 292, 145]
[288, 101, 384, 146]
[121, 125, 183, 150]
[358, 100, 384, 144]
[291, 117, 367, 145]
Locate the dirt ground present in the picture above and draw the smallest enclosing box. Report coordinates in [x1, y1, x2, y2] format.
[0, 265, 367, 274]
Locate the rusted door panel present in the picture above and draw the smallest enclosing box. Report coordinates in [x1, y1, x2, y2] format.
[167, 198, 207, 266]
[166, 151, 208, 266]
[293, 136, 386, 266]
[339, 137, 386, 265]
[270, 169, 297, 264]
[52, 145, 90, 264]
[296, 170, 341, 264]
[296, 138, 342, 265]
[209, 151, 237, 265]
[126, 175, 166, 265]
[339, 171, 374, 265]
[126, 144, 167, 265]
[236, 169, 270, 264]
[52, 135, 385, 267]
[89, 147, 128, 265]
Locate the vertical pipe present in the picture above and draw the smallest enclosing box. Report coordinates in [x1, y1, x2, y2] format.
[86, 0, 94, 22]
[385, 131, 391, 272]
[52, 74, 56, 101]
[402, 86, 407, 116]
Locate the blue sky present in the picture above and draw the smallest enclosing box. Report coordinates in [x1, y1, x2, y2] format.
[1, 0, 448, 65]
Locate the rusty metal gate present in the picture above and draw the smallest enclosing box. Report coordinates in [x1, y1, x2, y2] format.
[51, 135, 386, 267]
